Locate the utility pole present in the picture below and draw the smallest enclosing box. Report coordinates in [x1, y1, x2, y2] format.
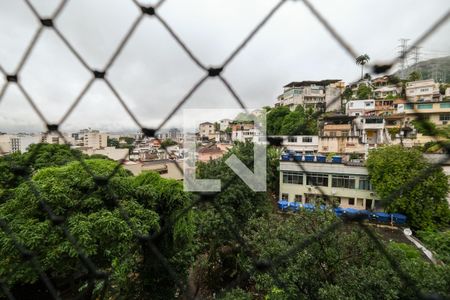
[397, 38, 409, 79]
[411, 46, 421, 70]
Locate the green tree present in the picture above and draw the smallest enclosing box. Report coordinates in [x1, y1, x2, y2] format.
[388, 75, 401, 85]
[266, 106, 291, 135]
[0, 160, 195, 299]
[356, 54, 370, 79]
[356, 83, 372, 99]
[416, 230, 450, 264]
[192, 142, 271, 292]
[239, 212, 450, 299]
[160, 138, 178, 148]
[366, 146, 450, 230]
[408, 71, 422, 81]
[107, 137, 119, 147]
[342, 87, 353, 100]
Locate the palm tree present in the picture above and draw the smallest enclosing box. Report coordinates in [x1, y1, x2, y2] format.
[356, 54, 370, 80]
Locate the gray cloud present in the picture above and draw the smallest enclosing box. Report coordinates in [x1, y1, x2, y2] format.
[1, 0, 449, 133]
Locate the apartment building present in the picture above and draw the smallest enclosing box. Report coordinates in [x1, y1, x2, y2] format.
[373, 86, 401, 99]
[230, 121, 262, 142]
[279, 160, 380, 210]
[405, 79, 440, 102]
[199, 122, 216, 140]
[72, 129, 107, 149]
[275, 80, 344, 112]
[275, 135, 319, 153]
[397, 100, 450, 126]
[345, 99, 376, 116]
[219, 119, 232, 131]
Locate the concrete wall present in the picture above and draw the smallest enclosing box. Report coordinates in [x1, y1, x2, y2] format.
[279, 161, 380, 210]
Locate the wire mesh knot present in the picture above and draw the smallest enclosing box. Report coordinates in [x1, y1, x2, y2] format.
[46, 124, 59, 132]
[93, 70, 106, 79]
[372, 64, 392, 74]
[6, 74, 18, 83]
[208, 67, 223, 77]
[141, 6, 155, 16]
[141, 128, 156, 138]
[40, 18, 54, 27]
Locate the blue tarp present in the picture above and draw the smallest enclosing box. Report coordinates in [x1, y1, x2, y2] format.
[277, 200, 289, 210]
[391, 213, 407, 224]
[332, 156, 342, 163]
[373, 212, 391, 222]
[317, 156, 326, 163]
[289, 201, 301, 212]
[344, 208, 360, 214]
[304, 155, 314, 162]
[303, 203, 315, 211]
[293, 154, 302, 162]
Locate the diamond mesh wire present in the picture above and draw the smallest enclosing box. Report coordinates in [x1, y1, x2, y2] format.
[0, 0, 449, 299]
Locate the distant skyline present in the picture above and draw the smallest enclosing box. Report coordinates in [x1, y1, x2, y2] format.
[1, 0, 449, 133]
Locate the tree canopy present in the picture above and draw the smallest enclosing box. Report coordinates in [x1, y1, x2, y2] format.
[266, 105, 318, 136]
[0, 158, 195, 299]
[366, 145, 450, 230]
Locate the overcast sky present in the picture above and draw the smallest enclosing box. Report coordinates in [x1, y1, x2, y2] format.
[1, 0, 449, 133]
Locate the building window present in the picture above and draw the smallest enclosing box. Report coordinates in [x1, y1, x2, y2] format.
[357, 198, 364, 207]
[365, 118, 383, 124]
[365, 102, 372, 107]
[439, 115, 450, 121]
[358, 176, 372, 190]
[288, 137, 297, 143]
[374, 200, 382, 210]
[282, 171, 303, 184]
[294, 195, 302, 202]
[306, 173, 328, 187]
[348, 198, 355, 205]
[281, 193, 289, 201]
[332, 175, 355, 189]
[405, 103, 414, 110]
[417, 103, 432, 109]
[419, 88, 429, 92]
[440, 102, 450, 108]
[302, 137, 313, 143]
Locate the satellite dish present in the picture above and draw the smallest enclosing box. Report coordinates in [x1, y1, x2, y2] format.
[403, 228, 412, 236]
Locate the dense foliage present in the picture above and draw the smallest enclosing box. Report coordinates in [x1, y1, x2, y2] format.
[0, 156, 195, 299]
[160, 138, 178, 148]
[367, 145, 450, 230]
[220, 211, 450, 299]
[266, 106, 318, 136]
[1, 143, 449, 299]
[416, 230, 450, 264]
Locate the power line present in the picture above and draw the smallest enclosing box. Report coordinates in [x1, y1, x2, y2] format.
[397, 38, 409, 79]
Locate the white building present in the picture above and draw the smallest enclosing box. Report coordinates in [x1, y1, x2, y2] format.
[373, 86, 401, 99]
[273, 135, 319, 154]
[1, 134, 52, 154]
[345, 99, 376, 116]
[73, 129, 107, 149]
[82, 147, 129, 161]
[275, 80, 344, 112]
[219, 119, 232, 131]
[279, 160, 380, 210]
[405, 79, 440, 102]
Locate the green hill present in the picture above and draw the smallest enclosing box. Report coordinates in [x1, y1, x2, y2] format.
[393, 55, 450, 83]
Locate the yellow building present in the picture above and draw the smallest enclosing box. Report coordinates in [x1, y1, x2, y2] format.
[399, 100, 450, 126]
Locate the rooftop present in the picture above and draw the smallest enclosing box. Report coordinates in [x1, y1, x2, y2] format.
[283, 79, 341, 88]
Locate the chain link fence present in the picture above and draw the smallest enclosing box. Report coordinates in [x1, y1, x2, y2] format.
[1, 0, 449, 299]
